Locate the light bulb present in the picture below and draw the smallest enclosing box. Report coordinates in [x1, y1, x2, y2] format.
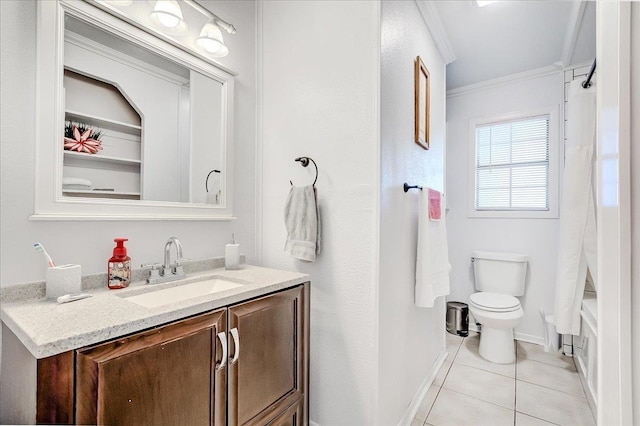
[198, 38, 222, 54]
[150, 0, 186, 33]
[196, 22, 229, 57]
[157, 13, 179, 28]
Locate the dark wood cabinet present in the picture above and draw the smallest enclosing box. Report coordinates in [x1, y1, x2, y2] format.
[75, 309, 226, 426]
[33, 283, 309, 426]
[228, 285, 306, 426]
[266, 401, 303, 426]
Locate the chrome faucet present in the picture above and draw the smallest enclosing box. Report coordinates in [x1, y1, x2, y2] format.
[164, 236, 184, 276]
[144, 237, 187, 284]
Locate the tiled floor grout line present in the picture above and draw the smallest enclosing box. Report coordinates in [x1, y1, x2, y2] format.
[439, 386, 517, 411]
[423, 337, 462, 424]
[426, 384, 444, 422]
[520, 355, 578, 371]
[514, 410, 562, 426]
[439, 336, 519, 418]
[515, 377, 587, 399]
[454, 360, 516, 379]
[421, 336, 463, 426]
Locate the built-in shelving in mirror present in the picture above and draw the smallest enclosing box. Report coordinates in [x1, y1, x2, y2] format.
[33, 0, 236, 220]
[63, 69, 143, 200]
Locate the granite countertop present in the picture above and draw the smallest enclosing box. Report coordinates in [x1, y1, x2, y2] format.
[1, 265, 309, 359]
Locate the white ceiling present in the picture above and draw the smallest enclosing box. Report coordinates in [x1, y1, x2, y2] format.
[433, 1, 596, 90]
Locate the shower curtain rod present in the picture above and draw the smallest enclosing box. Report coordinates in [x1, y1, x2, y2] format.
[582, 59, 596, 89]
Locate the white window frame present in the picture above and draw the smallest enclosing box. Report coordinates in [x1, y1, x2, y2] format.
[467, 106, 560, 219]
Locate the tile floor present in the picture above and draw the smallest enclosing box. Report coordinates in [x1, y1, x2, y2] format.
[412, 332, 595, 426]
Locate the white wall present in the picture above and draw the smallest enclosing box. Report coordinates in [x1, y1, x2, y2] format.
[0, 0, 257, 287]
[446, 71, 564, 342]
[630, 3, 640, 424]
[378, 1, 446, 424]
[259, 1, 379, 424]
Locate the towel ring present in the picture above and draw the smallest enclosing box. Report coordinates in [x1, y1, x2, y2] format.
[206, 169, 221, 192]
[290, 157, 318, 187]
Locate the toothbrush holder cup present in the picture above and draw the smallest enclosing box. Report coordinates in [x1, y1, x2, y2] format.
[46, 264, 82, 299]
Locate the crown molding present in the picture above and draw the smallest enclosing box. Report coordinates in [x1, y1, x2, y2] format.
[414, 0, 456, 65]
[447, 64, 563, 98]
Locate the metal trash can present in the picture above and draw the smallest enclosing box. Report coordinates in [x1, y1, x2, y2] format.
[446, 301, 469, 337]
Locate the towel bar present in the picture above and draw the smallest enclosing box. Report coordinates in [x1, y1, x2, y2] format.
[403, 183, 423, 192]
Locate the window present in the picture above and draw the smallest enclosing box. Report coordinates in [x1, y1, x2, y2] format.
[468, 108, 559, 218]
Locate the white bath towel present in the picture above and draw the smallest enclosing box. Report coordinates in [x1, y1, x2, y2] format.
[415, 188, 450, 308]
[284, 185, 321, 262]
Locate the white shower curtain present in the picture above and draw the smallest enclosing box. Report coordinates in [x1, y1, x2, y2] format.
[554, 80, 597, 336]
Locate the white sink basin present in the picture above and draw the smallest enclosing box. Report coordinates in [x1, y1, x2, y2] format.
[124, 278, 243, 308]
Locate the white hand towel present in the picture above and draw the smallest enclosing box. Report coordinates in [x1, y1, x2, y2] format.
[62, 177, 92, 187]
[415, 188, 450, 308]
[284, 185, 321, 262]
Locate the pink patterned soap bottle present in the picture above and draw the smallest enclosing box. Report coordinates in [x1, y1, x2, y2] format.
[108, 238, 131, 289]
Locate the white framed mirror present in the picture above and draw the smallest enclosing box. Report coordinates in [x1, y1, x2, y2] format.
[33, 0, 236, 220]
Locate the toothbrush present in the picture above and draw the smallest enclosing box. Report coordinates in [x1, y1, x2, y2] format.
[57, 293, 91, 304]
[34, 242, 56, 267]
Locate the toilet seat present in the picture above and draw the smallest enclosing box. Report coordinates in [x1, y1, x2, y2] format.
[470, 292, 521, 312]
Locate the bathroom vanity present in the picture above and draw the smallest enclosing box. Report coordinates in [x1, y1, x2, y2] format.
[0, 265, 309, 425]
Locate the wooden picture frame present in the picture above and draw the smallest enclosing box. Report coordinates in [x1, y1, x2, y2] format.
[414, 56, 430, 150]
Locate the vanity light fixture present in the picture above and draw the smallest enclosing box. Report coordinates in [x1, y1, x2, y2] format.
[150, 0, 187, 33]
[183, 0, 236, 34]
[107, 0, 236, 57]
[196, 21, 229, 57]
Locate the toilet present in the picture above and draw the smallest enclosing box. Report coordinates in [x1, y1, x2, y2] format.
[469, 251, 528, 364]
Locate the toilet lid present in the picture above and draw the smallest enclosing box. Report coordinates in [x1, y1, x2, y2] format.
[470, 292, 520, 312]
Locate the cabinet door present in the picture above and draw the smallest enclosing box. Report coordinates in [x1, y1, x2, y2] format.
[228, 285, 306, 426]
[267, 400, 303, 426]
[75, 309, 227, 426]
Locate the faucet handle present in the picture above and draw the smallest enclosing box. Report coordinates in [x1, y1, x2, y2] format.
[141, 263, 162, 280]
[173, 264, 185, 276]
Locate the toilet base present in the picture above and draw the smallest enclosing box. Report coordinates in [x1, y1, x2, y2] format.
[478, 327, 516, 364]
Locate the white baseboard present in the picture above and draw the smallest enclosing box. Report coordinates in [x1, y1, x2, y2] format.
[396, 348, 448, 426]
[514, 331, 545, 346]
[309, 421, 320, 426]
[469, 323, 545, 346]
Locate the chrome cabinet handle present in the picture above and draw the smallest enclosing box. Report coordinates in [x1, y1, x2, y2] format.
[215, 331, 227, 371]
[230, 327, 240, 365]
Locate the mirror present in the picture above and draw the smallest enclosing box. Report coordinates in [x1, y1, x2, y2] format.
[34, 0, 235, 220]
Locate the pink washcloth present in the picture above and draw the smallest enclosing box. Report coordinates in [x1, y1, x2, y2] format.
[428, 188, 441, 221]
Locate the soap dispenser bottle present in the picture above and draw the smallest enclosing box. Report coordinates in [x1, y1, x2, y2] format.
[225, 233, 240, 270]
[108, 238, 131, 289]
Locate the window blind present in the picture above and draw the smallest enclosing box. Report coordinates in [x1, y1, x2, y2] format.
[475, 115, 550, 211]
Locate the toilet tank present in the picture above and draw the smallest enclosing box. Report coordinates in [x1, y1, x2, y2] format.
[472, 251, 529, 296]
